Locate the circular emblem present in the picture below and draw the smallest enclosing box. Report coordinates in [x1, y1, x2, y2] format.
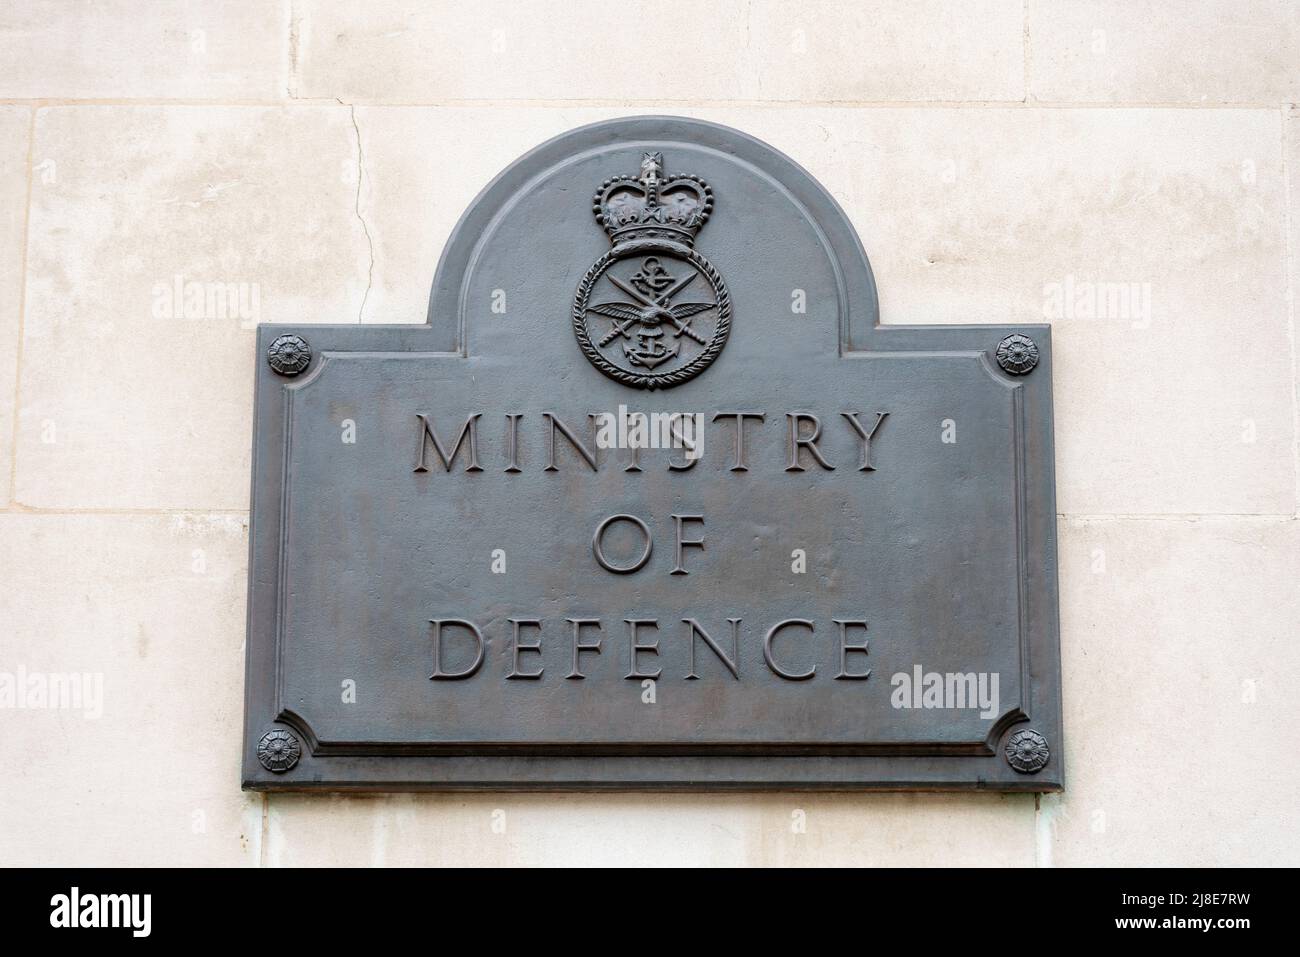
[256, 728, 301, 773]
[574, 152, 729, 390]
[574, 242, 730, 390]
[267, 333, 312, 376]
[1004, 728, 1050, 774]
[995, 333, 1039, 376]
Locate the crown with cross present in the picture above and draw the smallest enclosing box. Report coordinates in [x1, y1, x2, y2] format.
[592, 152, 713, 247]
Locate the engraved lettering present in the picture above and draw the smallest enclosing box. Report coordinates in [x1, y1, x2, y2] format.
[504, 412, 523, 473]
[624, 618, 661, 680]
[713, 412, 765, 471]
[670, 514, 705, 575]
[543, 413, 600, 471]
[507, 618, 544, 680]
[566, 618, 603, 679]
[414, 413, 483, 473]
[429, 618, 486, 680]
[784, 413, 834, 472]
[592, 514, 653, 574]
[763, 618, 816, 680]
[841, 412, 888, 471]
[833, 619, 870, 680]
[683, 617, 740, 679]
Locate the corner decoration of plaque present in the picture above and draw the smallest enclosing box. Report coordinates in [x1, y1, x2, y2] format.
[243, 116, 1063, 791]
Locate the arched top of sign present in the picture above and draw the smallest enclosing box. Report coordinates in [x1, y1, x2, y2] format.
[427, 115, 881, 358]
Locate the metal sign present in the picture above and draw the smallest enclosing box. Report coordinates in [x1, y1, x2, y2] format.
[242, 116, 1063, 790]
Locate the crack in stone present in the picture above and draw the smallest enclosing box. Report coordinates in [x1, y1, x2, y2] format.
[286, 0, 301, 98]
[342, 100, 374, 323]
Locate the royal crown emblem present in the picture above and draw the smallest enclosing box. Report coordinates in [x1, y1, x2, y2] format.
[573, 152, 731, 388]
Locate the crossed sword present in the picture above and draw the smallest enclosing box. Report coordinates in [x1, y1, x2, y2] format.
[598, 272, 709, 347]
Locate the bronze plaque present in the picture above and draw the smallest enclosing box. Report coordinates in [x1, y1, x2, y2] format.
[242, 116, 1063, 790]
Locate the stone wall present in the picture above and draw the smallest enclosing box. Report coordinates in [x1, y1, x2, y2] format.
[1, 0, 1296, 866]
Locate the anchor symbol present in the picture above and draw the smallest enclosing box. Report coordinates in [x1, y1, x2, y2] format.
[625, 327, 676, 369]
